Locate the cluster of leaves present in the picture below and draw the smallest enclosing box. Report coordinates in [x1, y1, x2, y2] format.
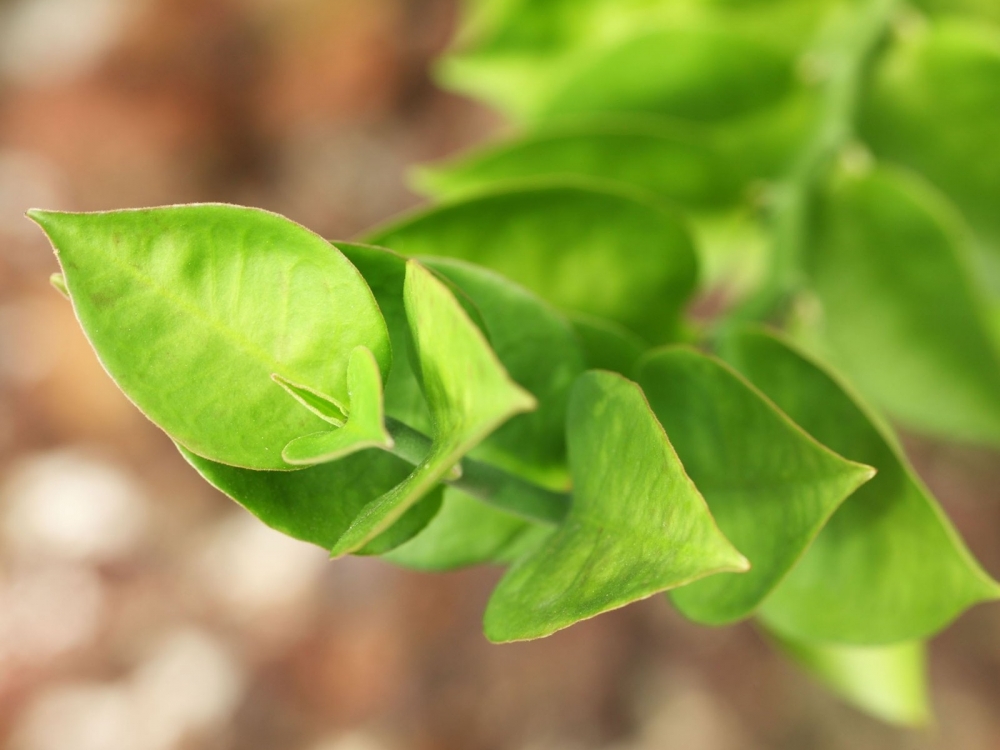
[29, 0, 1000, 727]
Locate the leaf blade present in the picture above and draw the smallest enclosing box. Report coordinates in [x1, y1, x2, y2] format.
[483, 370, 748, 643]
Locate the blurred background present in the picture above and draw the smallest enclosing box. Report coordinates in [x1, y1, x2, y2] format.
[1, 0, 999, 748]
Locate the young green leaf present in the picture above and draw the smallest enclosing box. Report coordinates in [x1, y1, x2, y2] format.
[861, 19, 1000, 250]
[723, 328, 1000, 644]
[367, 181, 698, 343]
[281, 346, 393, 466]
[425, 257, 586, 490]
[383, 487, 551, 572]
[767, 627, 931, 727]
[29, 205, 391, 470]
[179, 447, 442, 555]
[412, 118, 744, 210]
[806, 168, 1000, 447]
[483, 370, 748, 643]
[637, 348, 874, 626]
[329, 261, 536, 556]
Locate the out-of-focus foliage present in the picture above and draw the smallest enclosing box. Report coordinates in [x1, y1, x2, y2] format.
[31, 0, 1000, 730]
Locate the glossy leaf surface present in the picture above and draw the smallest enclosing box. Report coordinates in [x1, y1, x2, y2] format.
[770, 628, 931, 726]
[724, 329, 1000, 644]
[30, 205, 391, 470]
[807, 168, 1000, 447]
[368, 182, 698, 342]
[329, 261, 535, 556]
[484, 370, 748, 642]
[638, 348, 873, 625]
[180, 447, 442, 555]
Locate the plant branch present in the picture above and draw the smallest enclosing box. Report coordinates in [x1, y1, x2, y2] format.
[730, 0, 899, 324]
[385, 417, 570, 525]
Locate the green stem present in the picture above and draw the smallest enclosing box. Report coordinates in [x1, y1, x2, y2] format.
[385, 417, 570, 525]
[730, 0, 898, 324]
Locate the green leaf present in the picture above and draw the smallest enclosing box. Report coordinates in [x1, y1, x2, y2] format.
[367, 182, 698, 343]
[483, 370, 748, 642]
[861, 19, 1000, 250]
[281, 346, 393, 466]
[329, 261, 536, 556]
[179, 446, 442, 555]
[425, 257, 585, 490]
[722, 328, 1000, 644]
[412, 118, 745, 211]
[440, 2, 823, 123]
[383, 487, 551, 572]
[637, 347, 873, 625]
[29, 205, 391, 470]
[567, 311, 648, 376]
[768, 627, 931, 727]
[536, 28, 796, 123]
[805, 168, 1000, 447]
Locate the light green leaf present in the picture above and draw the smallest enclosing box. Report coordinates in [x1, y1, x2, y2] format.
[383, 487, 551, 572]
[806, 168, 1000, 446]
[425, 257, 585, 490]
[281, 346, 393, 466]
[483, 370, 748, 643]
[368, 182, 698, 343]
[567, 311, 648, 376]
[440, 2, 824, 123]
[768, 627, 931, 727]
[536, 28, 796, 123]
[412, 118, 744, 210]
[179, 446, 442, 555]
[723, 328, 1000, 644]
[29, 205, 391, 470]
[329, 261, 536, 556]
[861, 19, 1000, 250]
[637, 347, 873, 625]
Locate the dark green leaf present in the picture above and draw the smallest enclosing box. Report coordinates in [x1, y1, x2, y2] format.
[484, 370, 748, 642]
[29, 205, 391, 470]
[180, 446, 442, 555]
[367, 182, 698, 343]
[637, 347, 873, 625]
[723, 328, 1000, 643]
[383, 487, 551, 572]
[425, 257, 585, 490]
[806, 167, 1000, 446]
[567, 311, 648, 376]
[329, 261, 535, 556]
